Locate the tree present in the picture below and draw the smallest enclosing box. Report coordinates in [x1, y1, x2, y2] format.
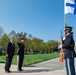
[0, 26, 4, 54]
[0, 26, 4, 37]
[47, 40, 59, 53]
[8, 30, 17, 40]
[17, 32, 27, 38]
[27, 34, 33, 40]
[0, 33, 10, 54]
[0, 29, 59, 54]
[32, 38, 44, 54]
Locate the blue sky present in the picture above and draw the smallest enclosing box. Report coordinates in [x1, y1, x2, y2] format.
[0, 0, 76, 42]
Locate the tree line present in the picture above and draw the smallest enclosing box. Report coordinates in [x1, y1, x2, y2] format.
[0, 26, 59, 54]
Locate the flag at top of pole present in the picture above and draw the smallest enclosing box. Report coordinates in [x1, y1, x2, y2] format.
[65, 0, 76, 14]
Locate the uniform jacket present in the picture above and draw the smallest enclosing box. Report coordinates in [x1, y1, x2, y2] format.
[6, 42, 15, 57]
[62, 33, 76, 59]
[17, 43, 25, 55]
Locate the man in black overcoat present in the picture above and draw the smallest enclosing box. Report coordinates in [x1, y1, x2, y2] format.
[5, 37, 15, 73]
[17, 38, 25, 71]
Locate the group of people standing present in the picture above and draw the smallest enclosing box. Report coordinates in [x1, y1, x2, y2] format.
[5, 37, 25, 73]
[60, 26, 76, 75]
[4, 26, 76, 75]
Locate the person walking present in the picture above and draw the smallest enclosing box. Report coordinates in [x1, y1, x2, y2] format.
[5, 37, 15, 73]
[17, 38, 25, 71]
[60, 26, 76, 75]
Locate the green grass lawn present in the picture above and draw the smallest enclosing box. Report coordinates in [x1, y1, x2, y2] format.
[0, 53, 59, 66]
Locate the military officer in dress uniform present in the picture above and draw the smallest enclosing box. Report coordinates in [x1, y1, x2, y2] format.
[17, 38, 25, 71]
[5, 37, 15, 73]
[60, 26, 76, 75]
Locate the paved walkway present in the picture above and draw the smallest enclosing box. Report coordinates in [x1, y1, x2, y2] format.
[0, 58, 68, 75]
[29, 58, 65, 70]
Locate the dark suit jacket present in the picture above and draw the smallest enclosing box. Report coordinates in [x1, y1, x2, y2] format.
[17, 43, 25, 56]
[62, 33, 76, 59]
[6, 42, 15, 57]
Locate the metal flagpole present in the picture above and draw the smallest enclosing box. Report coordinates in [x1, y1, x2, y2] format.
[64, 0, 67, 34]
[64, 14, 66, 31]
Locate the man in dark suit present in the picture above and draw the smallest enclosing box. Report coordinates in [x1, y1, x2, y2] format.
[60, 26, 75, 75]
[5, 37, 15, 73]
[17, 38, 25, 71]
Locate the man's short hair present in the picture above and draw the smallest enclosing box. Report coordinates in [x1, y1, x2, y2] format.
[21, 38, 25, 40]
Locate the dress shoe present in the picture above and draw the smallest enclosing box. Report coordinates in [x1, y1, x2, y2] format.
[5, 70, 11, 73]
[18, 69, 23, 71]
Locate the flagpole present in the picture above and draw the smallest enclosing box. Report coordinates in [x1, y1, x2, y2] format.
[64, 14, 66, 35]
[64, 0, 66, 36]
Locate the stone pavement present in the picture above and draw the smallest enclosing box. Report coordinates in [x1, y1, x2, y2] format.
[0, 64, 66, 75]
[0, 58, 68, 75]
[29, 58, 65, 70]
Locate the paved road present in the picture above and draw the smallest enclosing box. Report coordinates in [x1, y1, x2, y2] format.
[0, 58, 67, 75]
[29, 58, 65, 70]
